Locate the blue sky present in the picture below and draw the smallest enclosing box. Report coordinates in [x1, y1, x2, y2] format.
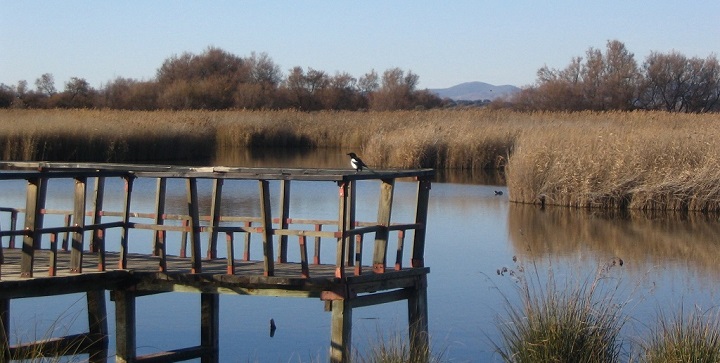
[2, 1, 719, 90]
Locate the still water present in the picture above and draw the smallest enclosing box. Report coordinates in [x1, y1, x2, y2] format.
[4, 150, 720, 362]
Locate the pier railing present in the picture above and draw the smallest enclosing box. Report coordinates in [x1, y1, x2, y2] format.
[0, 162, 433, 281]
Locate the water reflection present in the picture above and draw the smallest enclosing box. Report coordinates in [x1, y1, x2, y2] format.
[508, 205, 720, 277]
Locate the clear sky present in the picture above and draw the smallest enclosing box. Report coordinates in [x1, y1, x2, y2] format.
[2, 1, 719, 90]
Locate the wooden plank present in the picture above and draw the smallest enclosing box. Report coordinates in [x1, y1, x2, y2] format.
[372, 179, 395, 274]
[258, 180, 275, 277]
[70, 177, 87, 273]
[277, 180, 290, 263]
[135, 346, 205, 363]
[350, 288, 411, 308]
[207, 179, 223, 259]
[86, 289, 109, 351]
[411, 178, 431, 268]
[186, 178, 202, 274]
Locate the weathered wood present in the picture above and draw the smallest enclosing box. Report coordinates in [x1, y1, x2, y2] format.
[372, 179, 395, 274]
[299, 235, 309, 278]
[186, 178, 202, 274]
[411, 178, 431, 268]
[345, 181, 356, 266]
[49, 232, 58, 276]
[119, 176, 134, 270]
[258, 180, 275, 277]
[151, 177, 166, 257]
[70, 177, 87, 273]
[20, 177, 47, 278]
[225, 232, 235, 274]
[354, 235, 363, 276]
[207, 179, 223, 259]
[90, 176, 105, 253]
[277, 180, 290, 263]
[201, 293, 219, 363]
[330, 298, 352, 363]
[408, 274, 430, 363]
[335, 182, 348, 279]
[114, 289, 136, 363]
[314, 224, 322, 265]
[86, 289, 109, 356]
[395, 230, 405, 271]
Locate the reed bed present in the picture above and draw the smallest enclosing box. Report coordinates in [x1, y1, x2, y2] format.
[639, 307, 720, 363]
[2, 109, 720, 211]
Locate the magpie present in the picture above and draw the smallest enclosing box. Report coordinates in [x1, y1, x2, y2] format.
[347, 152, 372, 173]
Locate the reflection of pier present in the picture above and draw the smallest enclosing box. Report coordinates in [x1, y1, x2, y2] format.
[0, 162, 433, 363]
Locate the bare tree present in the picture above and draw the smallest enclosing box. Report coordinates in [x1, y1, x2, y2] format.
[35, 73, 56, 97]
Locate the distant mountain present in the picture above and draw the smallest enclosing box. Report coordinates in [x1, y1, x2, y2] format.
[429, 81, 520, 101]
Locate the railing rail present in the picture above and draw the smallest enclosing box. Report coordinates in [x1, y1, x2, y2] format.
[0, 162, 433, 280]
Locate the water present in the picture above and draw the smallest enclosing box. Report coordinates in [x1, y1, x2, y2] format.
[4, 151, 720, 362]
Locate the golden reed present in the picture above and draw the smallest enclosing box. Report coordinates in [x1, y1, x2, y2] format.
[1, 109, 718, 211]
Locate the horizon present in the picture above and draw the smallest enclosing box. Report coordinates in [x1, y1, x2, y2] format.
[2, 1, 719, 90]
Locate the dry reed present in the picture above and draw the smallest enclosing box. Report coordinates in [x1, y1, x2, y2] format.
[2, 109, 720, 211]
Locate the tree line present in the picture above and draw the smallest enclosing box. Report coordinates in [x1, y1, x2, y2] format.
[504, 40, 720, 113]
[0, 48, 443, 111]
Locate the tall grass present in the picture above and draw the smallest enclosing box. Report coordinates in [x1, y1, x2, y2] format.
[2, 109, 720, 211]
[492, 258, 627, 363]
[639, 306, 720, 363]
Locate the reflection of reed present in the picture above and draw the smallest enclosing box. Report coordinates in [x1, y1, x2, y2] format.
[507, 204, 720, 277]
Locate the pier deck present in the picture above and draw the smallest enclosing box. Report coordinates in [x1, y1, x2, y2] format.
[0, 162, 433, 363]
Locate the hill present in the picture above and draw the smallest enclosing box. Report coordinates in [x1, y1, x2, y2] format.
[430, 81, 520, 101]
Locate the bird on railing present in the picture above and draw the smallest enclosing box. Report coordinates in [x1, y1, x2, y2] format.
[347, 152, 373, 173]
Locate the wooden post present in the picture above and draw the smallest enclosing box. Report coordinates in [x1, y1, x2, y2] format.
[70, 177, 87, 273]
[152, 177, 167, 257]
[313, 224, 322, 265]
[157, 230, 167, 272]
[200, 293, 219, 363]
[114, 290, 136, 363]
[186, 178, 203, 274]
[372, 179, 395, 274]
[225, 232, 235, 274]
[335, 182, 349, 279]
[119, 176, 134, 270]
[49, 232, 58, 276]
[90, 176, 105, 253]
[411, 178, 431, 268]
[207, 179, 223, 259]
[8, 210, 17, 249]
[395, 230, 405, 271]
[0, 298, 9, 361]
[354, 235, 363, 276]
[408, 274, 430, 363]
[330, 298, 352, 363]
[277, 180, 290, 263]
[20, 177, 47, 278]
[62, 214, 72, 251]
[299, 235, 309, 278]
[97, 229, 106, 271]
[242, 221, 251, 261]
[258, 180, 274, 276]
[345, 181, 356, 266]
[86, 289, 109, 360]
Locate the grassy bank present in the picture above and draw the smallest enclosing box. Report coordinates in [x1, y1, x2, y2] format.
[1, 109, 719, 211]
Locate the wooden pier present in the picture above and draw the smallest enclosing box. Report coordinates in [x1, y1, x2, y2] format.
[0, 161, 433, 363]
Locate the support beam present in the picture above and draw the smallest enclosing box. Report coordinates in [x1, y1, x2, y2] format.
[114, 290, 137, 363]
[0, 298, 8, 361]
[87, 290, 109, 362]
[408, 275, 429, 363]
[200, 293, 219, 363]
[329, 298, 352, 363]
